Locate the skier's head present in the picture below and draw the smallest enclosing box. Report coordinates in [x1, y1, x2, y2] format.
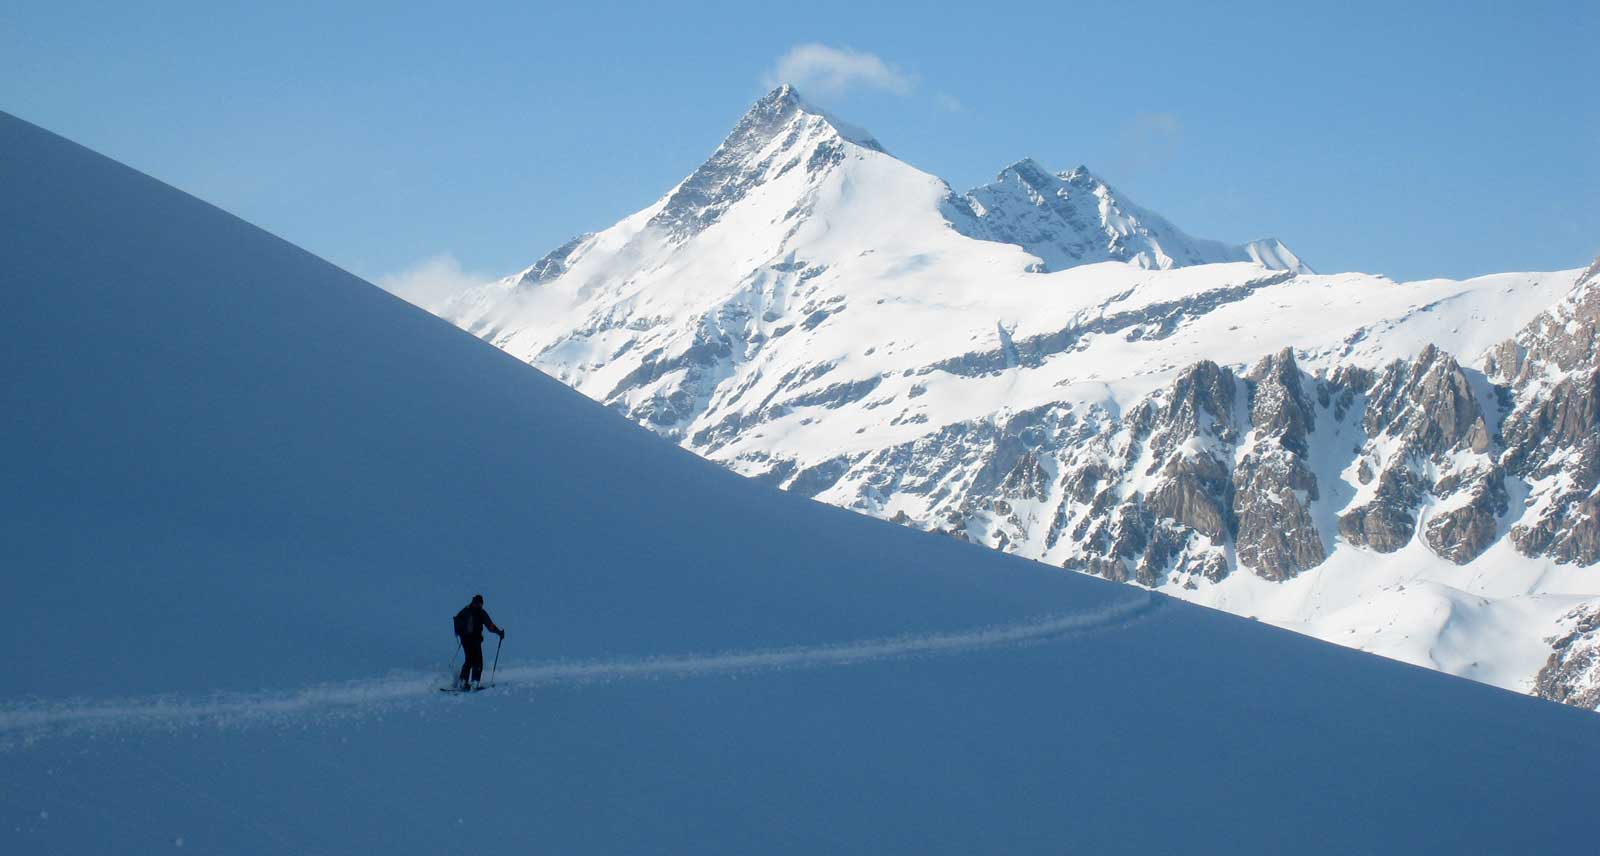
[472, 594, 484, 606]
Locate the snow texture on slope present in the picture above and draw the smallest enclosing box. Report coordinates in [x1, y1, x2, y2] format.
[5, 110, 1600, 855]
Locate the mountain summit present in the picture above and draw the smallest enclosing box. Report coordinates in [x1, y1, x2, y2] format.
[431, 91, 1598, 711]
[483, 85, 1304, 298]
[649, 84, 887, 243]
[948, 158, 1312, 273]
[756, 83, 887, 152]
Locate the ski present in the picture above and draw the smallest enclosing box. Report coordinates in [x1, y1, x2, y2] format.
[438, 685, 494, 694]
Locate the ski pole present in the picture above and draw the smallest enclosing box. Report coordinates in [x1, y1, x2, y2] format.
[449, 638, 462, 678]
[491, 634, 502, 687]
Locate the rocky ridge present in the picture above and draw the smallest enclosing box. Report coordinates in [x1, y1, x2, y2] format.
[945, 158, 1312, 274]
[1487, 257, 1600, 565]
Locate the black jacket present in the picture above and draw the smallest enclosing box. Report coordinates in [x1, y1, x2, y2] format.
[455, 603, 503, 643]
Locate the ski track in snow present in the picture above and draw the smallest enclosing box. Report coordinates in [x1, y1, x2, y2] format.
[0, 594, 1158, 749]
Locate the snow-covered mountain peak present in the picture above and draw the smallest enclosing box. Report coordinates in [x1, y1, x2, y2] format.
[635, 84, 895, 246]
[993, 156, 1054, 184]
[954, 157, 1313, 274]
[985, 159, 1105, 200]
[476, 86, 913, 297]
[717, 84, 886, 155]
[762, 83, 887, 152]
[1240, 236, 1310, 273]
[478, 92, 1313, 307]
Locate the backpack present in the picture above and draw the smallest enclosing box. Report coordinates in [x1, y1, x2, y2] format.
[453, 607, 472, 639]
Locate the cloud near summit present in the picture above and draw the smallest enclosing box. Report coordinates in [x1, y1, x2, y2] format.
[377, 253, 485, 313]
[764, 44, 916, 98]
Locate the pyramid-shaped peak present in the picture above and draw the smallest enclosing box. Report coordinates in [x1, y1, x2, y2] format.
[643, 86, 890, 242]
[754, 83, 803, 113]
[756, 83, 848, 123]
[738, 85, 885, 153]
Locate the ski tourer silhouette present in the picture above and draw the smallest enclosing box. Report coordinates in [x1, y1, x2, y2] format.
[450, 594, 505, 691]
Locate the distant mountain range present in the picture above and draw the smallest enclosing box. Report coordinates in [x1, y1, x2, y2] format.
[429, 85, 1600, 710]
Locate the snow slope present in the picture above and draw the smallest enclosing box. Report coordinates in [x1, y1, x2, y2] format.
[433, 87, 1595, 706]
[5, 110, 1600, 854]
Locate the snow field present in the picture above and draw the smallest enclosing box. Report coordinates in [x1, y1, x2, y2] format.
[0, 593, 1157, 748]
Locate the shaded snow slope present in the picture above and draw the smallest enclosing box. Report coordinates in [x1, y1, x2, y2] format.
[0, 104, 1086, 700]
[5, 111, 1600, 854]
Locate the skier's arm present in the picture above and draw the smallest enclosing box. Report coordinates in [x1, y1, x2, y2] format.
[484, 611, 504, 636]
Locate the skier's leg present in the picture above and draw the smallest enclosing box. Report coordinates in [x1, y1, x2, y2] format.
[458, 640, 481, 687]
[466, 640, 485, 684]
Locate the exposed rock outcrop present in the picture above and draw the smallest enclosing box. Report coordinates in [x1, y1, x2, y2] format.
[1534, 602, 1600, 710]
[1339, 345, 1503, 564]
[1339, 467, 1425, 553]
[1488, 257, 1600, 565]
[1232, 349, 1324, 580]
[1424, 467, 1509, 563]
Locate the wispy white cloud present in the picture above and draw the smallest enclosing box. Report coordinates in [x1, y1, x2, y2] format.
[1128, 112, 1182, 142]
[376, 253, 483, 312]
[1114, 112, 1184, 180]
[764, 44, 916, 98]
[934, 92, 964, 113]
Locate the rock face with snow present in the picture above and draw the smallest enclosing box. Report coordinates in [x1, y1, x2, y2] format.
[946, 158, 1313, 274]
[1043, 349, 1329, 587]
[1537, 602, 1600, 709]
[653, 85, 886, 242]
[1340, 344, 1503, 564]
[1487, 256, 1600, 566]
[430, 87, 1600, 711]
[1232, 349, 1326, 580]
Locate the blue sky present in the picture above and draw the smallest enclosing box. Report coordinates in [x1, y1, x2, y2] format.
[4, 0, 1595, 287]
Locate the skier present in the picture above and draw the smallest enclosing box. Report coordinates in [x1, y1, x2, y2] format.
[453, 594, 505, 690]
